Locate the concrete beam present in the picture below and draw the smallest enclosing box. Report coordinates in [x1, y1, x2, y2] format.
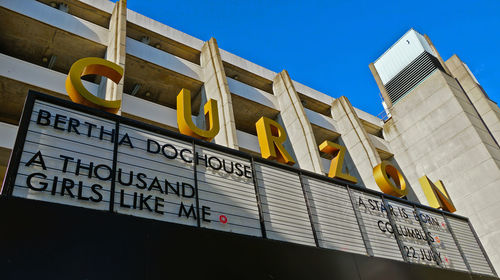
[369, 134, 393, 159]
[304, 108, 336, 132]
[227, 77, 278, 109]
[355, 108, 384, 127]
[0, 0, 108, 45]
[127, 9, 204, 52]
[0, 122, 17, 150]
[0, 122, 17, 186]
[0, 53, 98, 96]
[237, 130, 260, 154]
[126, 38, 202, 81]
[273, 70, 323, 173]
[331, 96, 382, 189]
[200, 38, 239, 149]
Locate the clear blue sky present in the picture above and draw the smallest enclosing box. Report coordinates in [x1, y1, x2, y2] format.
[126, 0, 500, 117]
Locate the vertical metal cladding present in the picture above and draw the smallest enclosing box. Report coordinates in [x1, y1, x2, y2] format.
[350, 190, 403, 261]
[13, 100, 114, 210]
[301, 177, 366, 254]
[419, 210, 468, 271]
[448, 217, 496, 276]
[195, 146, 262, 237]
[255, 163, 316, 246]
[114, 124, 198, 226]
[385, 200, 440, 267]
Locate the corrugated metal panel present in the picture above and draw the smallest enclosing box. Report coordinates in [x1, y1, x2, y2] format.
[350, 190, 403, 261]
[115, 124, 198, 227]
[419, 210, 468, 271]
[14, 100, 114, 211]
[374, 29, 436, 84]
[302, 177, 366, 255]
[385, 200, 439, 267]
[255, 164, 316, 246]
[195, 146, 262, 237]
[448, 217, 495, 276]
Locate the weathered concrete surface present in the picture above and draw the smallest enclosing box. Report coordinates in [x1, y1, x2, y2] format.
[273, 70, 323, 173]
[446, 55, 500, 146]
[383, 69, 500, 271]
[331, 96, 381, 189]
[200, 38, 238, 149]
[101, 0, 126, 114]
[369, 63, 392, 108]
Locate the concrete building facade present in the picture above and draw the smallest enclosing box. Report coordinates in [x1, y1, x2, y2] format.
[371, 29, 500, 271]
[0, 0, 498, 274]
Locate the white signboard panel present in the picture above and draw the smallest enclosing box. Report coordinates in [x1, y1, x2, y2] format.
[302, 177, 366, 255]
[114, 125, 197, 227]
[385, 199, 438, 267]
[351, 190, 403, 261]
[255, 164, 316, 246]
[195, 146, 261, 237]
[419, 210, 468, 271]
[13, 100, 114, 210]
[448, 217, 495, 276]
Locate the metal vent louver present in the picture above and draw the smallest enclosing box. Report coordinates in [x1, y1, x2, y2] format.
[385, 52, 443, 104]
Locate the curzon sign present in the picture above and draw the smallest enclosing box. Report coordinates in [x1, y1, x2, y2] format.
[64, 58, 457, 205]
[1, 92, 496, 277]
[63, 58, 458, 205]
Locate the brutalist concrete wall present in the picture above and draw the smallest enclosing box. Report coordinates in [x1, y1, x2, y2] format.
[446, 55, 500, 146]
[383, 69, 500, 271]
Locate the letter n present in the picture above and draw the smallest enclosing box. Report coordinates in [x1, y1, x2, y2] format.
[419, 175, 456, 213]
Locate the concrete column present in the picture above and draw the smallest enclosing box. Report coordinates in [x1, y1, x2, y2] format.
[272, 70, 323, 173]
[423, 34, 452, 76]
[369, 63, 392, 108]
[331, 96, 381, 189]
[446, 54, 500, 147]
[200, 38, 238, 149]
[104, 0, 127, 114]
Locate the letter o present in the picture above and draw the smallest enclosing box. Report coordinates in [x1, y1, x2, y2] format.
[373, 161, 408, 197]
[385, 222, 394, 233]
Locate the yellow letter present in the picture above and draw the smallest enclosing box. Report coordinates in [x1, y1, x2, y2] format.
[255, 117, 295, 165]
[177, 88, 220, 141]
[373, 161, 407, 197]
[419, 176, 456, 213]
[65, 57, 123, 114]
[319, 140, 357, 183]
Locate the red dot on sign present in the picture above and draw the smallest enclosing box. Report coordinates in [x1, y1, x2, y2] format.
[219, 215, 228, 224]
[445, 257, 449, 263]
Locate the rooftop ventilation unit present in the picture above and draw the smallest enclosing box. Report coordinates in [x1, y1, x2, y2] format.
[374, 29, 443, 104]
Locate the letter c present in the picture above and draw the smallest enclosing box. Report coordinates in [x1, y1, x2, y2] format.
[65, 57, 123, 114]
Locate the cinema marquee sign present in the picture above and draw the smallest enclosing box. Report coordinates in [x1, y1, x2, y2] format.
[62, 58, 456, 211]
[1, 92, 496, 277]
